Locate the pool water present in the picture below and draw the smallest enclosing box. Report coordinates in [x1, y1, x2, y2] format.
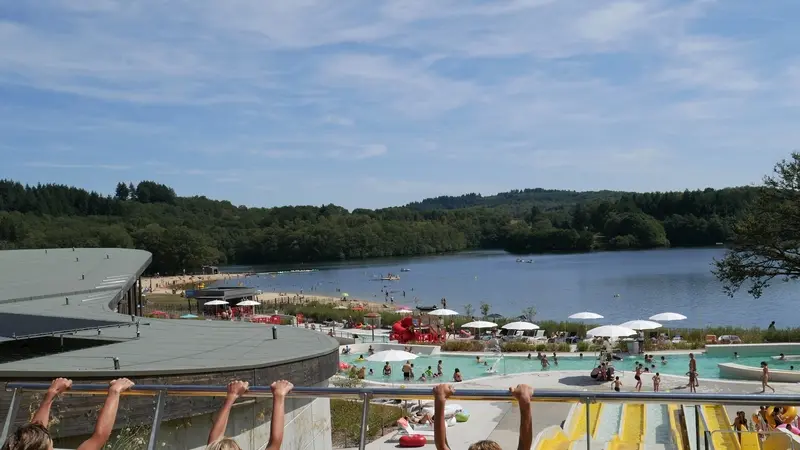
[340, 353, 791, 384]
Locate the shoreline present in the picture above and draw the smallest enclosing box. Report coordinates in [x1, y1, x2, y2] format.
[142, 272, 390, 310]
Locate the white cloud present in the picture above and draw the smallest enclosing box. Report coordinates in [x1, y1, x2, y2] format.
[322, 115, 354, 126]
[4, 0, 800, 207]
[24, 162, 131, 170]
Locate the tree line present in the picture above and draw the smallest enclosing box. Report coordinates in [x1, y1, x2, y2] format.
[0, 178, 759, 274]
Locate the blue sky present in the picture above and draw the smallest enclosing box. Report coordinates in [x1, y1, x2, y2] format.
[2, 0, 800, 209]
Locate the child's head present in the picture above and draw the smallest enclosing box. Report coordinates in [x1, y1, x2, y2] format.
[615, 376, 620, 381]
[468, 440, 502, 450]
[656, 372, 660, 376]
[207, 438, 243, 450]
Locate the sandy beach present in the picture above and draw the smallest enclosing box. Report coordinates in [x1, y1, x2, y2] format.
[142, 272, 388, 310]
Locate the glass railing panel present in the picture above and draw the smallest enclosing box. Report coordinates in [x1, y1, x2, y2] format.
[9, 384, 800, 450]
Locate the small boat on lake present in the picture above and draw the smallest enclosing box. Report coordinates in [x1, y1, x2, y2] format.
[401, 268, 411, 272]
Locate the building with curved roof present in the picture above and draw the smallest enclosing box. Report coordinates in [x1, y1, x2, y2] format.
[0, 248, 339, 450]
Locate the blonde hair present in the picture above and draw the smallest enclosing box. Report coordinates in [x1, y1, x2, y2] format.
[206, 438, 242, 450]
[1, 423, 53, 450]
[468, 440, 502, 450]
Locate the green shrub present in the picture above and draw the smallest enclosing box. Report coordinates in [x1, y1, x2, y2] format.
[500, 342, 536, 352]
[576, 341, 589, 352]
[440, 340, 485, 352]
[331, 400, 403, 447]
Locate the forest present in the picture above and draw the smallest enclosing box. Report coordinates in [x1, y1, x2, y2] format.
[0, 179, 759, 274]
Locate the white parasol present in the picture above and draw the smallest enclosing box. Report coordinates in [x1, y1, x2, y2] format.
[428, 309, 459, 316]
[395, 309, 413, 314]
[461, 321, 498, 329]
[569, 312, 604, 320]
[619, 320, 662, 331]
[204, 300, 228, 306]
[501, 321, 539, 331]
[237, 300, 260, 306]
[366, 350, 418, 362]
[648, 312, 687, 322]
[586, 325, 637, 338]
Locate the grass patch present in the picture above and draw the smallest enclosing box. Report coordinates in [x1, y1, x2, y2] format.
[145, 293, 188, 305]
[331, 399, 404, 447]
[440, 340, 486, 352]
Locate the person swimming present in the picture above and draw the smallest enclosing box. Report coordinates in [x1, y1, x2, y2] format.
[356, 354, 365, 362]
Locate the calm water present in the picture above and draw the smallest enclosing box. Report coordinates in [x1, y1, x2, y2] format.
[339, 352, 786, 382]
[220, 248, 798, 328]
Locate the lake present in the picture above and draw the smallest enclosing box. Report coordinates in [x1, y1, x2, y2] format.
[220, 248, 797, 328]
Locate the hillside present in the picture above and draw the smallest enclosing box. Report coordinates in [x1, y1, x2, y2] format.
[0, 179, 758, 274]
[405, 188, 628, 215]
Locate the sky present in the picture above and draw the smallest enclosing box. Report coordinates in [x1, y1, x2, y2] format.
[1, 0, 800, 210]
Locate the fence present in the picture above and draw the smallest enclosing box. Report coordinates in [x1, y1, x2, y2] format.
[4, 383, 800, 450]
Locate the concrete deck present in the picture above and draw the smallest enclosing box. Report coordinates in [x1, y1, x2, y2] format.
[359, 367, 799, 449]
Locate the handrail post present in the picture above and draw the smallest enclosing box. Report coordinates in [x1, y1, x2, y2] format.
[358, 391, 371, 450]
[0, 388, 21, 443]
[583, 397, 593, 450]
[146, 390, 167, 450]
[695, 405, 701, 450]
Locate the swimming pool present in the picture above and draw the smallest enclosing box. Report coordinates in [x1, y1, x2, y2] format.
[340, 352, 790, 383]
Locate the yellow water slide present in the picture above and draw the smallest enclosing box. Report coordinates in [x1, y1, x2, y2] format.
[701, 405, 741, 450]
[667, 404, 688, 450]
[609, 404, 646, 450]
[569, 403, 604, 440]
[536, 403, 603, 450]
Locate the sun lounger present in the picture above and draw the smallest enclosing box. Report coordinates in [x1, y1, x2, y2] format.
[396, 417, 435, 436]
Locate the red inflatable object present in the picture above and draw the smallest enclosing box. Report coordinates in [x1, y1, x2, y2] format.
[398, 435, 427, 447]
[391, 317, 415, 343]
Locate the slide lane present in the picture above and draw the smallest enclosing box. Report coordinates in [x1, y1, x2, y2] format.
[535, 403, 604, 450]
[569, 403, 604, 440]
[701, 405, 741, 450]
[622, 404, 646, 443]
[608, 404, 646, 450]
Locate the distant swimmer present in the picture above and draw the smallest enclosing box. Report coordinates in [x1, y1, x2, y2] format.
[614, 294, 621, 297]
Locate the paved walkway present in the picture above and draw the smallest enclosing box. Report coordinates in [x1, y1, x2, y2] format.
[355, 368, 799, 449]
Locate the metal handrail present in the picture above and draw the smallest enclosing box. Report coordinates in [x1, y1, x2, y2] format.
[6, 383, 800, 450]
[6, 382, 800, 405]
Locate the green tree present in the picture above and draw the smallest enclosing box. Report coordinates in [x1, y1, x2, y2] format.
[714, 153, 800, 297]
[464, 303, 474, 318]
[479, 302, 490, 318]
[521, 306, 537, 322]
[604, 212, 668, 249]
[115, 182, 130, 201]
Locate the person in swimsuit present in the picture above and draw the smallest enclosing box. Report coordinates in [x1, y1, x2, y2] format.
[731, 411, 748, 443]
[689, 353, 699, 388]
[552, 352, 559, 366]
[661, 356, 667, 364]
[541, 355, 550, 369]
[612, 376, 622, 392]
[453, 368, 462, 382]
[653, 373, 661, 392]
[634, 364, 643, 392]
[402, 361, 412, 381]
[773, 407, 785, 427]
[383, 362, 392, 377]
[761, 362, 775, 393]
[688, 371, 697, 393]
[437, 360, 443, 376]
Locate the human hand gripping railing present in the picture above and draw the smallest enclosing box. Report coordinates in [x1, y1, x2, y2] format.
[7, 383, 800, 450]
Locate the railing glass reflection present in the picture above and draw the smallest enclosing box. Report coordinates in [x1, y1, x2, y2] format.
[5, 383, 800, 450]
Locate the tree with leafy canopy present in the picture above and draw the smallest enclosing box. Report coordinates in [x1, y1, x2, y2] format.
[463, 303, 474, 318]
[479, 301, 490, 318]
[714, 152, 800, 297]
[114, 182, 130, 201]
[521, 306, 537, 322]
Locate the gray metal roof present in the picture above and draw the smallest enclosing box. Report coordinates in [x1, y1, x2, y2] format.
[0, 248, 338, 378]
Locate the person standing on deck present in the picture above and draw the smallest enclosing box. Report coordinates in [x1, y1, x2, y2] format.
[688, 353, 699, 388]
